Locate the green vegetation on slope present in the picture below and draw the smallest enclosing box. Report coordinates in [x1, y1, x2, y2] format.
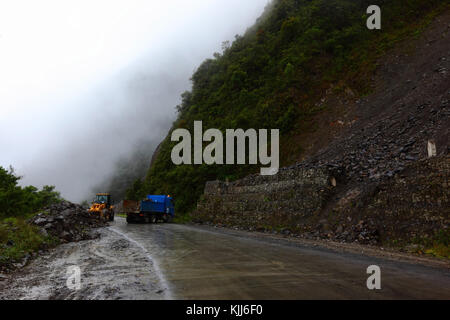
[0, 166, 62, 218]
[130, 0, 447, 216]
[0, 218, 59, 267]
[0, 166, 61, 268]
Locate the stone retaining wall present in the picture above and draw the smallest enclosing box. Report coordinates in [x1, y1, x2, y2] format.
[193, 156, 449, 250]
[193, 166, 337, 231]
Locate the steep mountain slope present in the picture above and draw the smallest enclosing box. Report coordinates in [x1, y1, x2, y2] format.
[134, 0, 448, 215]
[193, 8, 450, 256]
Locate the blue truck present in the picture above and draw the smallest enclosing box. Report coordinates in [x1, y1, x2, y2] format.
[123, 195, 175, 224]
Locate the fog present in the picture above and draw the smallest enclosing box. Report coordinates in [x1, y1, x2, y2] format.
[0, 0, 269, 202]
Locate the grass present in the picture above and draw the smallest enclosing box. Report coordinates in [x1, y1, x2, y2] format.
[388, 229, 450, 259]
[424, 244, 450, 259]
[419, 230, 450, 259]
[0, 217, 59, 270]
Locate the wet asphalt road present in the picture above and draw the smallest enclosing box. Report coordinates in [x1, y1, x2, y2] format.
[109, 217, 450, 299]
[1, 217, 449, 300]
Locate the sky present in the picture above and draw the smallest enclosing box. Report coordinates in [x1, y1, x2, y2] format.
[0, 0, 269, 202]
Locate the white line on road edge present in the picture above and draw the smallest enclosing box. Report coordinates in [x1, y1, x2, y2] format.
[108, 227, 174, 300]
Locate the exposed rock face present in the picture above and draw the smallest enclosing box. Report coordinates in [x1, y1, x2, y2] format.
[29, 201, 107, 243]
[329, 156, 449, 245]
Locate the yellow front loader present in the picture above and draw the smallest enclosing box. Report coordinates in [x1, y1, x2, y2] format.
[88, 193, 115, 221]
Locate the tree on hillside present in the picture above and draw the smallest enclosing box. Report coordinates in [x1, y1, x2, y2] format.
[0, 166, 62, 217]
[125, 178, 147, 201]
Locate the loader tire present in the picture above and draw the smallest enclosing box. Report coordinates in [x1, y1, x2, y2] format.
[109, 211, 114, 221]
[101, 209, 108, 221]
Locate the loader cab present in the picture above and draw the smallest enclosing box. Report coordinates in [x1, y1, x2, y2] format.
[94, 193, 111, 206]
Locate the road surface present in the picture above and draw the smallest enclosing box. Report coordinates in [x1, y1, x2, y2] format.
[1, 217, 449, 299]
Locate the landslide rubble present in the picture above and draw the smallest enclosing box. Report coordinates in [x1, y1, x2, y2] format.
[29, 201, 107, 243]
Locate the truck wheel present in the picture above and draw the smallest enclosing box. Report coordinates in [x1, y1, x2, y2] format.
[151, 215, 158, 224]
[163, 214, 168, 223]
[144, 216, 150, 224]
[126, 216, 133, 224]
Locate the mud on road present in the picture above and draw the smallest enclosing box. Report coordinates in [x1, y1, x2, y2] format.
[0, 217, 449, 300]
[0, 226, 170, 300]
